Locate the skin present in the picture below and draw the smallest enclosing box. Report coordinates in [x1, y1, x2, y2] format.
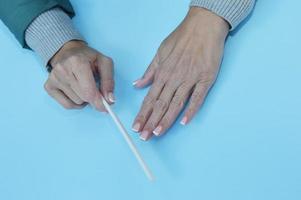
[44, 41, 115, 111]
[132, 7, 229, 141]
[44, 7, 228, 142]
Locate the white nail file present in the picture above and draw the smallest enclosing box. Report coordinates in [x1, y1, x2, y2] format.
[101, 97, 155, 181]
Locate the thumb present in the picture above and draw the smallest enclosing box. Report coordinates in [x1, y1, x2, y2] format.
[133, 54, 159, 88]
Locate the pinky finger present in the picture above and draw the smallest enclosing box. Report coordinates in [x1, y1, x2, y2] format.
[47, 88, 84, 110]
[181, 83, 210, 125]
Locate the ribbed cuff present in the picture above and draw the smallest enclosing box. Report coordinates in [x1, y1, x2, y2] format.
[25, 8, 85, 66]
[190, 0, 255, 30]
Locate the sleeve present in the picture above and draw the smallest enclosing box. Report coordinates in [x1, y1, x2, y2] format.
[190, 0, 256, 30]
[0, 0, 75, 47]
[25, 8, 84, 66]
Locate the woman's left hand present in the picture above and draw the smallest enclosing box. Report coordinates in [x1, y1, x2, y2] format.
[132, 7, 229, 141]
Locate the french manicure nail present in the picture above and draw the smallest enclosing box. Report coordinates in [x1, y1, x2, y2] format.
[132, 123, 141, 132]
[140, 130, 149, 141]
[180, 116, 188, 125]
[108, 92, 115, 103]
[133, 79, 140, 86]
[153, 126, 162, 136]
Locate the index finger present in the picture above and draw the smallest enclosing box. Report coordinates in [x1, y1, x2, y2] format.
[72, 61, 105, 111]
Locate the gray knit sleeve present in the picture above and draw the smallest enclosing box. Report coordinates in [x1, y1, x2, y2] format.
[25, 7, 84, 66]
[190, 0, 255, 30]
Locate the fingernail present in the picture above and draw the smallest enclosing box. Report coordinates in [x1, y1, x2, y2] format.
[153, 126, 162, 136]
[132, 79, 140, 86]
[108, 92, 115, 103]
[132, 123, 141, 132]
[180, 116, 188, 125]
[140, 130, 149, 141]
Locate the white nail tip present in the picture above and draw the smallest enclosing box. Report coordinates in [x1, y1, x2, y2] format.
[132, 128, 139, 132]
[107, 93, 115, 103]
[109, 97, 115, 103]
[140, 136, 147, 141]
[153, 130, 160, 136]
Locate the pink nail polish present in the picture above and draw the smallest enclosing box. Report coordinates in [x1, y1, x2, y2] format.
[180, 116, 188, 125]
[140, 130, 149, 141]
[153, 126, 162, 136]
[132, 123, 141, 132]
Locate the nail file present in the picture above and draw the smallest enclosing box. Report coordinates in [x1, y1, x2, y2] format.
[101, 97, 155, 181]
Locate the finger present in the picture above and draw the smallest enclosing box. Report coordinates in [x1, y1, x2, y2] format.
[181, 82, 210, 125]
[132, 79, 165, 133]
[70, 80, 106, 112]
[153, 83, 193, 136]
[139, 83, 177, 141]
[72, 62, 106, 112]
[46, 87, 84, 110]
[50, 63, 82, 101]
[59, 84, 85, 105]
[45, 73, 85, 108]
[133, 54, 159, 88]
[96, 55, 115, 104]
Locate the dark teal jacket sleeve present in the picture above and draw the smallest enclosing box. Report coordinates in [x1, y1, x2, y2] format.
[0, 0, 74, 48]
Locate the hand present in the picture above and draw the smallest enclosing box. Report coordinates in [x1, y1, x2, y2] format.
[132, 7, 229, 140]
[44, 41, 115, 111]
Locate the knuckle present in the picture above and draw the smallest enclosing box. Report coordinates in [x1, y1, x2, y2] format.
[153, 75, 166, 86]
[53, 64, 70, 79]
[156, 77, 166, 86]
[136, 104, 153, 122]
[147, 120, 157, 129]
[181, 82, 193, 91]
[142, 95, 155, 106]
[143, 118, 156, 129]
[187, 106, 197, 116]
[165, 79, 180, 90]
[155, 98, 168, 111]
[54, 63, 65, 72]
[74, 99, 84, 105]
[196, 72, 215, 85]
[191, 88, 206, 101]
[68, 55, 80, 63]
[170, 94, 184, 107]
[136, 113, 147, 122]
[199, 79, 213, 89]
[44, 82, 51, 91]
[44, 80, 55, 92]
[48, 71, 60, 84]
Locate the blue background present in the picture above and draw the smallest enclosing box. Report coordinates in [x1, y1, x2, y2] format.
[0, 0, 300, 199]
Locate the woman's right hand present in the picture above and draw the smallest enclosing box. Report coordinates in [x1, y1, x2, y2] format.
[44, 41, 115, 111]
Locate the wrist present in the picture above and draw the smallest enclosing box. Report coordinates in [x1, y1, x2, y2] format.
[185, 7, 229, 40]
[50, 40, 87, 67]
